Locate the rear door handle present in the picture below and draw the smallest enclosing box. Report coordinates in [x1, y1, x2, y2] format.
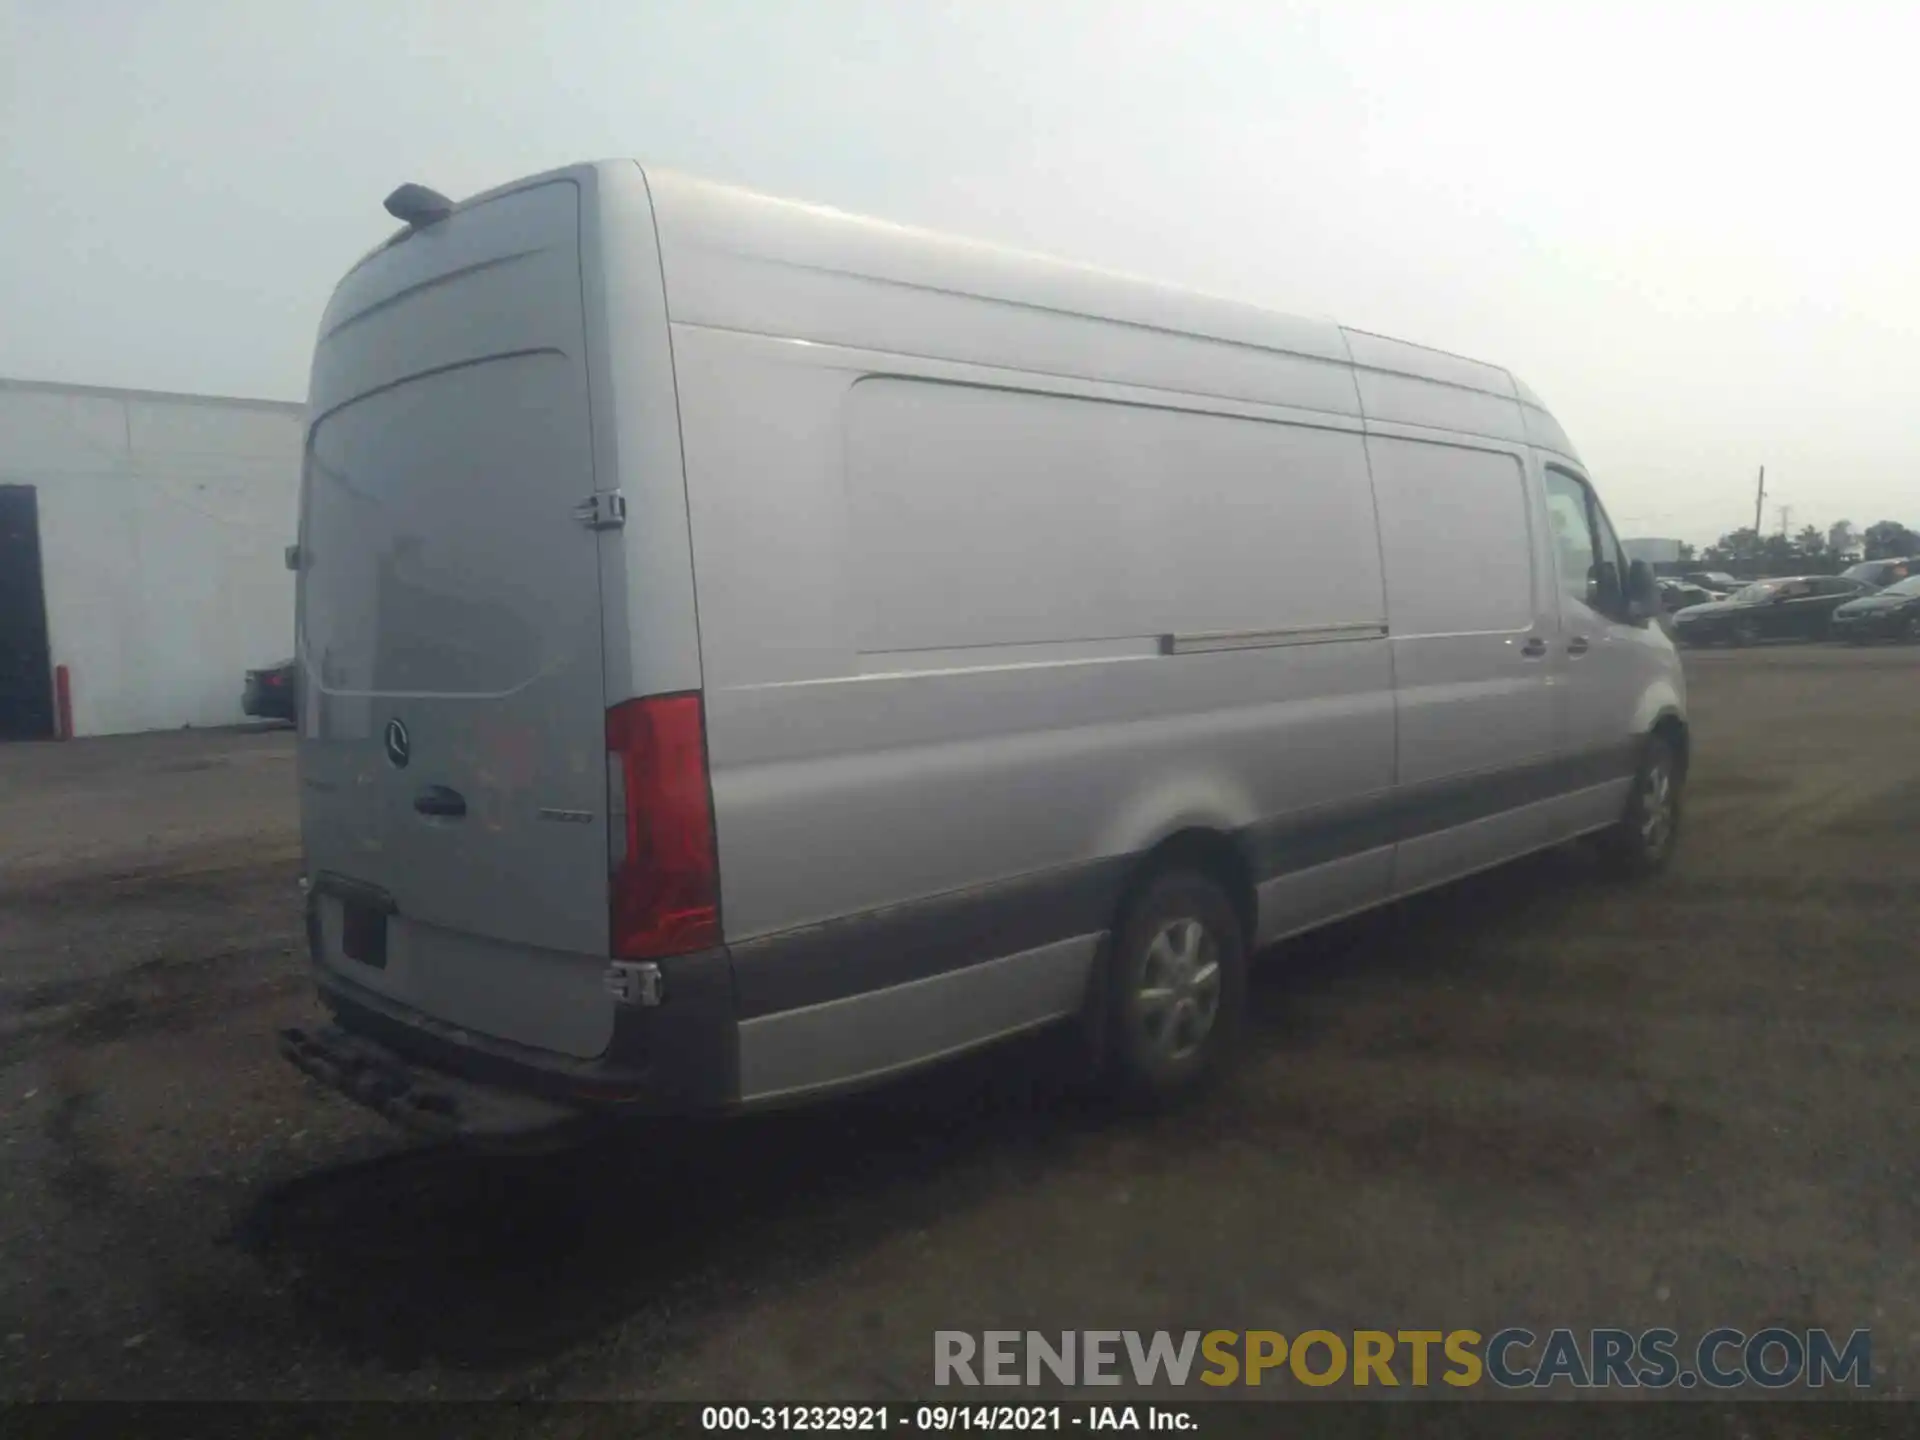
[1567, 635, 1591, 656]
[413, 785, 467, 818]
[1520, 636, 1548, 658]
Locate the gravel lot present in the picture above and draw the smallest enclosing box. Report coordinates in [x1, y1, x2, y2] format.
[1, 646, 1915, 1406]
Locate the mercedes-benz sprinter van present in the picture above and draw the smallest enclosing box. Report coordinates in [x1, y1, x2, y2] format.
[280, 162, 1687, 1144]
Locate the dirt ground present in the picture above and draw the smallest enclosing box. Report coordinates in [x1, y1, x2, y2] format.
[1, 647, 1915, 1406]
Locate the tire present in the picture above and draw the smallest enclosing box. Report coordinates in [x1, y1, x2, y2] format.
[1902, 615, 1920, 644]
[1596, 732, 1683, 880]
[1102, 870, 1247, 1100]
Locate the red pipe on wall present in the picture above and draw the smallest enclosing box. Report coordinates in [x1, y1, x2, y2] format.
[54, 665, 73, 742]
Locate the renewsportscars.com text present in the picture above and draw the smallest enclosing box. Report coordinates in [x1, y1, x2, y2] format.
[934, 1328, 1871, 1391]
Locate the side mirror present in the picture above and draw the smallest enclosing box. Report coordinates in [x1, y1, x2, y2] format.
[1625, 559, 1661, 622]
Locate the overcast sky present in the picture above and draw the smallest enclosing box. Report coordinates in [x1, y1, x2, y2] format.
[2, 0, 1914, 545]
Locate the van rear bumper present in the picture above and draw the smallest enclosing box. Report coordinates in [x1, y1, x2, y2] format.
[290, 943, 740, 1132]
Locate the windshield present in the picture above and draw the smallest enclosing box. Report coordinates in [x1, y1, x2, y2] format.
[1733, 581, 1782, 603]
[1878, 575, 1920, 598]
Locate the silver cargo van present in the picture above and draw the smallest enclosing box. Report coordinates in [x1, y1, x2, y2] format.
[280, 163, 1688, 1143]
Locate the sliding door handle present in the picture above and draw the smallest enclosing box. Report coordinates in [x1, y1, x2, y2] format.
[1567, 635, 1592, 656]
[1519, 636, 1548, 659]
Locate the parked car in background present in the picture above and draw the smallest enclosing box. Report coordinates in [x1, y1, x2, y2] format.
[1658, 579, 1716, 613]
[1683, 571, 1742, 593]
[1671, 575, 1873, 646]
[1841, 557, 1920, 590]
[243, 658, 296, 722]
[1831, 574, 1920, 643]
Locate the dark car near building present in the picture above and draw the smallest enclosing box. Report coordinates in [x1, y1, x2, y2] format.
[1831, 574, 1920, 643]
[242, 658, 296, 723]
[1670, 575, 1874, 646]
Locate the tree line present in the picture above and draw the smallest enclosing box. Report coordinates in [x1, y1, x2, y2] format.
[1678, 519, 1920, 577]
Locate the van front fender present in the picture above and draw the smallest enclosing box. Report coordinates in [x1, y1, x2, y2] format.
[1632, 678, 1689, 775]
[1632, 678, 1686, 740]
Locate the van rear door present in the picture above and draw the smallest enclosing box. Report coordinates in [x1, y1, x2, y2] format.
[296, 178, 615, 1059]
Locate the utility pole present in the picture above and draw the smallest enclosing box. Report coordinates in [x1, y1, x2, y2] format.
[1753, 465, 1766, 536]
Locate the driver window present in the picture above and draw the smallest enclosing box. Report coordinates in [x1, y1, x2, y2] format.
[1543, 468, 1601, 609]
[1590, 499, 1629, 595]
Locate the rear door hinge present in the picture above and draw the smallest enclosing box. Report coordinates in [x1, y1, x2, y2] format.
[573, 491, 627, 531]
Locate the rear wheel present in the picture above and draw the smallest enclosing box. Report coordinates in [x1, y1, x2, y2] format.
[1597, 732, 1683, 879]
[1901, 614, 1920, 644]
[1103, 871, 1247, 1100]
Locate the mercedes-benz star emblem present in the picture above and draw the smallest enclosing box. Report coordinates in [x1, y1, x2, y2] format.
[384, 717, 411, 769]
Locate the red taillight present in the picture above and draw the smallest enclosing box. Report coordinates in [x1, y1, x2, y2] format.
[605, 693, 720, 959]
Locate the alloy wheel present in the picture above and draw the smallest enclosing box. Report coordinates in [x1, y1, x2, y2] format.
[1133, 917, 1223, 1063]
[1640, 756, 1676, 859]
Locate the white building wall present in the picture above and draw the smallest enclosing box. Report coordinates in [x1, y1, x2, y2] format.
[0, 380, 303, 737]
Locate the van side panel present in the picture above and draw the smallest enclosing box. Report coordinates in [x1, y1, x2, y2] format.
[844, 379, 1385, 660]
[636, 164, 1668, 1105]
[1365, 429, 1561, 894]
[664, 322, 1397, 1098]
[737, 936, 1101, 1102]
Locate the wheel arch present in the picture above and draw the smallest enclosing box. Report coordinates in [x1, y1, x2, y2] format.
[1111, 827, 1258, 949]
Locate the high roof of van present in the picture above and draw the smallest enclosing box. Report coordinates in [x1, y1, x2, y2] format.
[352, 162, 1581, 464]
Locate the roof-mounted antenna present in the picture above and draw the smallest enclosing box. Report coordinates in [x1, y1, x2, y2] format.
[383, 183, 454, 228]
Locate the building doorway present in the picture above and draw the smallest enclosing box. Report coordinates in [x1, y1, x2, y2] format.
[0, 485, 54, 740]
